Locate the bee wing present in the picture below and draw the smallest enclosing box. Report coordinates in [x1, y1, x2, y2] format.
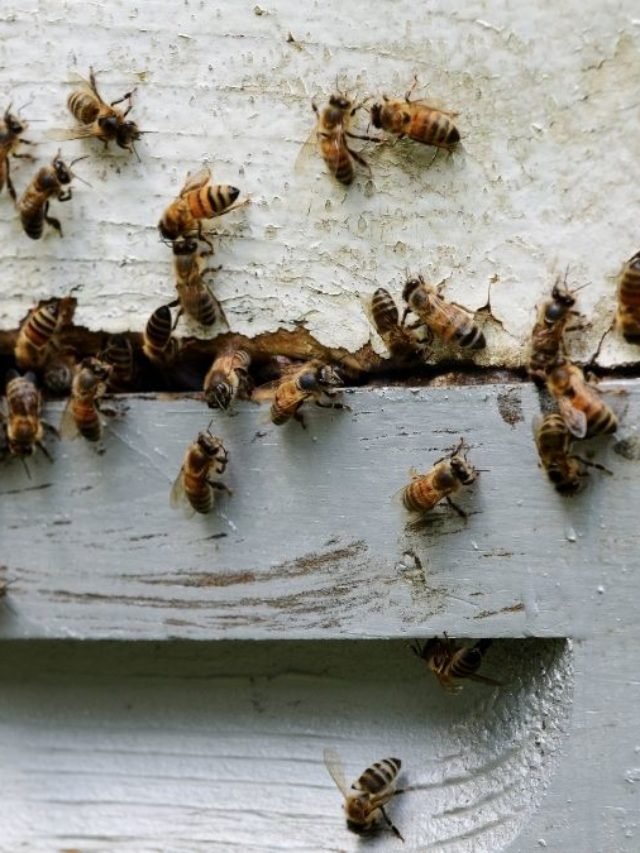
[59, 399, 79, 440]
[169, 466, 195, 517]
[180, 167, 211, 196]
[557, 398, 587, 439]
[251, 382, 278, 403]
[323, 748, 350, 797]
[409, 96, 458, 117]
[46, 125, 97, 142]
[294, 125, 319, 174]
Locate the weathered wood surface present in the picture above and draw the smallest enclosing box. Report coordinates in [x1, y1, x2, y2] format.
[0, 0, 639, 368]
[1, 382, 637, 641]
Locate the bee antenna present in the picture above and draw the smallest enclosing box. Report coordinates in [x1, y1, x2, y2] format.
[72, 172, 93, 188]
[130, 142, 141, 163]
[17, 96, 33, 112]
[206, 418, 216, 432]
[69, 155, 89, 167]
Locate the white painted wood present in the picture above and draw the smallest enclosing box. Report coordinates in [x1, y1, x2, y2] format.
[0, 0, 639, 367]
[1, 382, 636, 641]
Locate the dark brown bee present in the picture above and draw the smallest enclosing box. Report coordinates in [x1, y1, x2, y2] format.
[14, 296, 76, 371]
[42, 351, 77, 395]
[0, 104, 33, 201]
[203, 349, 251, 409]
[269, 360, 345, 428]
[546, 358, 617, 439]
[101, 334, 135, 393]
[307, 92, 372, 185]
[18, 152, 84, 239]
[4, 370, 51, 459]
[324, 748, 404, 841]
[61, 68, 141, 156]
[170, 238, 224, 327]
[402, 438, 478, 519]
[616, 250, 640, 342]
[370, 77, 460, 152]
[158, 167, 244, 242]
[142, 305, 180, 367]
[402, 275, 486, 350]
[170, 429, 231, 516]
[60, 357, 112, 443]
[529, 276, 583, 381]
[411, 637, 501, 692]
[533, 413, 611, 494]
[370, 287, 431, 362]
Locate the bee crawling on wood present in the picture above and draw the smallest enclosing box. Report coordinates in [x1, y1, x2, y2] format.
[402, 438, 479, 521]
[142, 305, 181, 368]
[14, 295, 77, 372]
[203, 348, 252, 410]
[264, 359, 347, 429]
[2, 370, 55, 462]
[170, 237, 225, 328]
[18, 151, 87, 239]
[533, 412, 612, 494]
[0, 102, 34, 201]
[528, 274, 585, 382]
[100, 334, 136, 393]
[546, 357, 618, 439]
[411, 636, 501, 692]
[370, 76, 460, 153]
[402, 275, 486, 351]
[368, 287, 432, 363]
[616, 250, 640, 343]
[60, 357, 113, 444]
[170, 426, 231, 516]
[324, 748, 405, 841]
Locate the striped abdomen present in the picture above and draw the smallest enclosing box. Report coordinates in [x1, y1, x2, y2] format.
[319, 133, 353, 185]
[403, 464, 456, 512]
[143, 306, 178, 364]
[183, 448, 214, 514]
[407, 106, 460, 149]
[582, 390, 618, 436]
[102, 336, 134, 392]
[356, 758, 401, 796]
[371, 288, 400, 335]
[185, 183, 240, 219]
[271, 380, 306, 425]
[67, 89, 101, 125]
[15, 303, 61, 369]
[535, 414, 580, 491]
[6, 374, 42, 455]
[179, 282, 219, 326]
[617, 252, 640, 341]
[447, 645, 485, 679]
[411, 291, 485, 349]
[71, 396, 102, 442]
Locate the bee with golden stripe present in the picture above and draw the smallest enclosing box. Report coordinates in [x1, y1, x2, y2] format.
[18, 152, 85, 239]
[402, 438, 478, 519]
[324, 748, 404, 840]
[170, 428, 231, 516]
[370, 76, 460, 153]
[170, 238, 224, 327]
[0, 103, 33, 201]
[529, 275, 584, 381]
[142, 305, 181, 367]
[158, 167, 245, 242]
[60, 357, 112, 443]
[3, 370, 52, 460]
[533, 412, 611, 495]
[370, 287, 431, 363]
[411, 637, 500, 692]
[14, 296, 76, 372]
[546, 357, 617, 439]
[269, 360, 345, 428]
[307, 91, 374, 185]
[203, 348, 251, 410]
[402, 275, 486, 351]
[101, 334, 136, 393]
[616, 250, 640, 343]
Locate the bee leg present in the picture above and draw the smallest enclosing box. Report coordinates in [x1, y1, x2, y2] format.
[311, 101, 319, 116]
[345, 131, 383, 143]
[168, 302, 183, 331]
[405, 74, 419, 103]
[58, 188, 72, 202]
[574, 456, 614, 476]
[5, 163, 16, 202]
[293, 408, 307, 429]
[44, 208, 63, 238]
[379, 807, 404, 842]
[445, 496, 468, 519]
[36, 441, 53, 462]
[209, 480, 233, 496]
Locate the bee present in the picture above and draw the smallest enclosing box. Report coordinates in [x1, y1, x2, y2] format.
[203, 349, 252, 409]
[269, 360, 345, 428]
[324, 748, 404, 841]
[0, 103, 33, 201]
[616, 250, 640, 342]
[170, 428, 231, 516]
[370, 76, 460, 152]
[402, 438, 478, 519]
[14, 296, 76, 371]
[369, 287, 431, 362]
[18, 152, 85, 239]
[533, 412, 611, 494]
[142, 305, 181, 367]
[305, 90, 374, 185]
[170, 238, 224, 327]
[411, 637, 501, 692]
[529, 276, 583, 381]
[60, 357, 112, 443]
[158, 167, 244, 242]
[101, 334, 135, 393]
[402, 275, 486, 351]
[546, 358, 617, 439]
[4, 370, 52, 460]
[42, 351, 76, 395]
[62, 67, 142, 156]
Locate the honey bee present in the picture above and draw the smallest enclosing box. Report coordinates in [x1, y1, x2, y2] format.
[616, 250, 640, 342]
[14, 296, 76, 371]
[61, 68, 142, 156]
[4, 370, 52, 460]
[546, 358, 618, 439]
[0, 103, 33, 201]
[402, 438, 478, 519]
[203, 349, 252, 409]
[324, 748, 404, 841]
[529, 276, 583, 381]
[369, 287, 431, 362]
[411, 637, 501, 692]
[158, 167, 245, 242]
[269, 360, 345, 428]
[142, 305, 181, 367]
[305, 91, 373, 185]
[402, 275, 486, 351]
[101, 334, 135, 393]
[60, 357, 112, 443]
[370, 76, 460, 152]
[170, 238, 224, 327]
[42, 351, 76, 395]
[533, 412, 611, 494]
[18, 152, 85, 239]
[170, 428, 231, 516]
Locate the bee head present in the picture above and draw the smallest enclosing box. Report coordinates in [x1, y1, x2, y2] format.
[369, 102, 383, 128]
[52, 156, 72, 184]
[205, 382, 232, 411]
[345, 794, 370, 829]
[197, 430, 227, 461]
[318, 365, 344, 388]
[298, 370, 320, 391]
[329, 94, 351, 111]
[172, 238, 198, 255]
[450, 439, 477, 484]
[99, 114, 119, 135]
[5, 110, 24, 135]
[402, 276, 423, 303]
[116, 120, 142, 149]
[84, 357, 112, 382]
